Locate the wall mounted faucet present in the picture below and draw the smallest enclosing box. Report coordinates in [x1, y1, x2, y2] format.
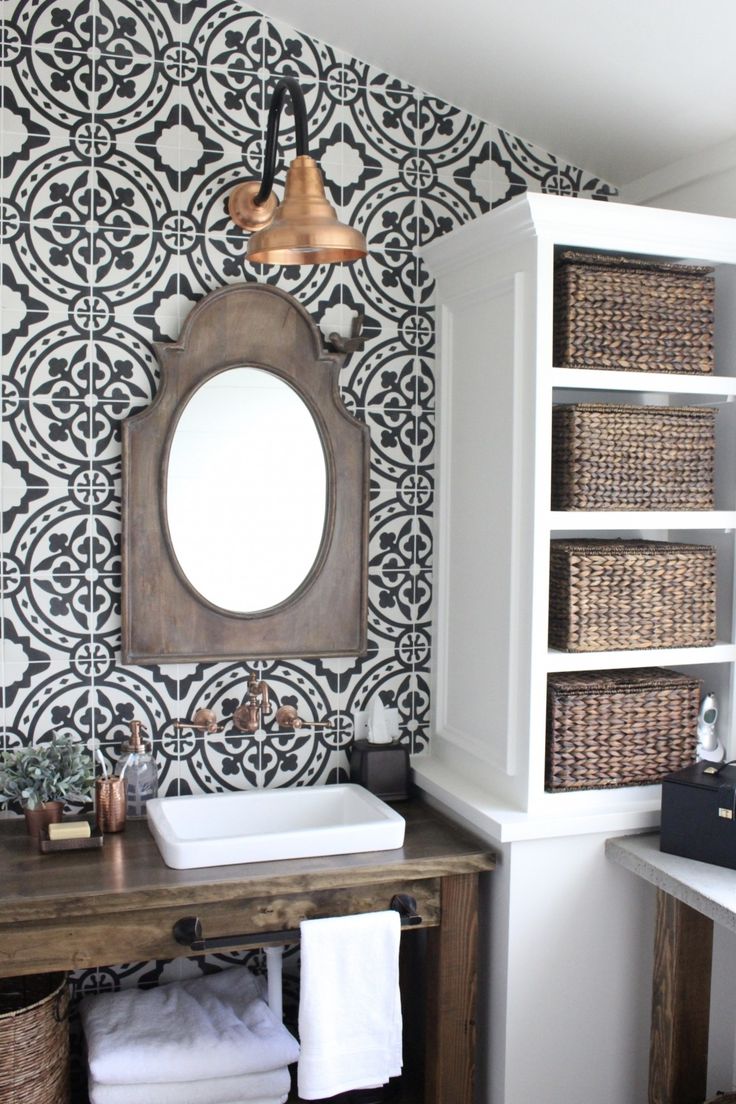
[232, 673, 273, 734]
[173, 677, 333, 737]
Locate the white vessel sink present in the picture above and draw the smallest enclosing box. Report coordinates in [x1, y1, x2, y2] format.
[146, 783, 406, 870]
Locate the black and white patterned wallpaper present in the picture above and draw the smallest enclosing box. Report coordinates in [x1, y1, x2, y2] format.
[0, 0, 615, 798]
[2, 1, 616, 1077]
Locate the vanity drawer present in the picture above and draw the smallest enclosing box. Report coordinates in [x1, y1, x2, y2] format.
[170, 878, 440, 951]
[0, 878, 441, 976]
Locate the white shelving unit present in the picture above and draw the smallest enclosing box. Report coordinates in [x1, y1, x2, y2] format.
[422, 192, 736, 825]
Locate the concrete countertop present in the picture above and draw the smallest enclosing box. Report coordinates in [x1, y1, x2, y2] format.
[606, 831, 736, 933]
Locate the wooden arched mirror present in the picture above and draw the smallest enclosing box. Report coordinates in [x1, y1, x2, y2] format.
[121, 283, 369, 664]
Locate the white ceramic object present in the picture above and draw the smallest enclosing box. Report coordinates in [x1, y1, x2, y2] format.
[146, 783, 406, 869]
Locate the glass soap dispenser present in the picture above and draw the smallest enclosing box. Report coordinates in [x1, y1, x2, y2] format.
[116, 719, 158, 816]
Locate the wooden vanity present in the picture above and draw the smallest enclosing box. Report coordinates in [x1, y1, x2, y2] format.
[0, 800, 494, 1104]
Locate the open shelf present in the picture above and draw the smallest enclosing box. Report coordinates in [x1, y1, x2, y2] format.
[549, 510, 736, 531]
[551, 366, 736, 396]
[546, 642, 736, 672]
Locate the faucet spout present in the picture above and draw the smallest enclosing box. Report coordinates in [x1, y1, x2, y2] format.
[232, 674, 273, 733]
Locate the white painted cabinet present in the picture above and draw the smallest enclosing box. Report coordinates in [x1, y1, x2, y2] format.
[423, 192, 736, 825]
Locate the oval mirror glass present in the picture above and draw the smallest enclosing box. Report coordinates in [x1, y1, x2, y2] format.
[166, 366, 327, 613]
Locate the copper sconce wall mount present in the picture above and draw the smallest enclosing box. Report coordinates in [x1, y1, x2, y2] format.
[228, 77, 368, 266]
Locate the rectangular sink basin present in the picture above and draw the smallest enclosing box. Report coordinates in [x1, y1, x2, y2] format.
[146, 783, 406, 870]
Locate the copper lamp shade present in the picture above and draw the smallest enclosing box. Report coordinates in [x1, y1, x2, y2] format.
[228, 79, 367, 266]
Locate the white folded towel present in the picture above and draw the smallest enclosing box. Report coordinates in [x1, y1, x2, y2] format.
[88, 1065, 291, 1104]
[80, 967, 299, 1085]
[191, 1099, 285, 1104]
[297, 910, 402, 1100]
[92, 1095, 287, 1104]
[90, 1088, 288, 1104]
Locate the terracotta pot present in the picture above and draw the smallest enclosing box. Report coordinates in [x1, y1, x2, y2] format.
[23, 800, 64, 838]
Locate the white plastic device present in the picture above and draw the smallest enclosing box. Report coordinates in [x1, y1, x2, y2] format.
[697, 692, 725, 763]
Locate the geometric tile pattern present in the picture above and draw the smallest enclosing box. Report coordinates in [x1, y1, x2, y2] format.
[0, 0, 614, 785]
[1, 0, 615, 1010]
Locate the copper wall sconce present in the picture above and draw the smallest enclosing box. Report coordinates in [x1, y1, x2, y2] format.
[228, 77, 368, 266]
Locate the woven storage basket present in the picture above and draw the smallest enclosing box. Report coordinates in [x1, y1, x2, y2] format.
[551, 403, 716, 511]
[0, 972, 69, 1104]
[553, 251, 715, 374]
[546, 668, 700, 792]
[549, 539, 717, 652]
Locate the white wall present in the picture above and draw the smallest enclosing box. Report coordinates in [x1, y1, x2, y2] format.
[622, 137, 736, 218]
[639, 168, 736, 218]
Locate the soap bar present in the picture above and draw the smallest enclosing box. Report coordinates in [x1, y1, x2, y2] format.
[47, 821, 91, 841]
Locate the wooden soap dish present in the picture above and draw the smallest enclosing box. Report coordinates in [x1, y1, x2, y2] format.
[39, 824, 103, 853]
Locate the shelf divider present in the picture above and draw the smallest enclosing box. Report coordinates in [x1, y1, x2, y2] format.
[549, 510, 736, 531]
[547, 642, 736, 673]
[551, 367, 736, 397]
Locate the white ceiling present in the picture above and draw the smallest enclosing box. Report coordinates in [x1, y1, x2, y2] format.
[254, 0, 736, 187]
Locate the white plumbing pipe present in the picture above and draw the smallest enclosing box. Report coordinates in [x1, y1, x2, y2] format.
[264, 945, 284, 1022]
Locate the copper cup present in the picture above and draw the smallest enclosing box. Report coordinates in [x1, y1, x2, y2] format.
[95, 776, 126, 833]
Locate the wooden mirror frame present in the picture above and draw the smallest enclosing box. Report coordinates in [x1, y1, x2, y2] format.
[121, 283, 369, 665]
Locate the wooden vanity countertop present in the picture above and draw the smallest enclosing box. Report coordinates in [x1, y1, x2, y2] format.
[0, 799, 494, 1103]
[0, 799, 495, 926]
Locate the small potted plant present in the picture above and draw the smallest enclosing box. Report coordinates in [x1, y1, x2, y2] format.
[0, 735, 94, 836]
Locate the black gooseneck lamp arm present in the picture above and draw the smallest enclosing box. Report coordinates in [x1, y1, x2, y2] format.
[254, 78, 310, 208]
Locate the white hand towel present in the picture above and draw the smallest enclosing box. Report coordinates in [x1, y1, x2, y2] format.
[80, 967, 299, 1085]
[88, 1065, 291, 1104]
[297, 910, 402, 1100]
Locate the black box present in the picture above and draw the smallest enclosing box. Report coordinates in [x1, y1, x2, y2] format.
[660, 761, 736, 871]
[349, 740, 410, 801]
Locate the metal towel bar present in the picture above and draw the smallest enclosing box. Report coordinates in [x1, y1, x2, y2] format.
[173, 893, 422, 952]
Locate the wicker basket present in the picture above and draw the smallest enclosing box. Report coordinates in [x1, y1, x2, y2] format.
[0, 973, 69, 1103]
[551, 403, 716, 511]
[549, 539, 717, 652]
[553, 251, 715, 374]
[546, 668, 700, 792]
